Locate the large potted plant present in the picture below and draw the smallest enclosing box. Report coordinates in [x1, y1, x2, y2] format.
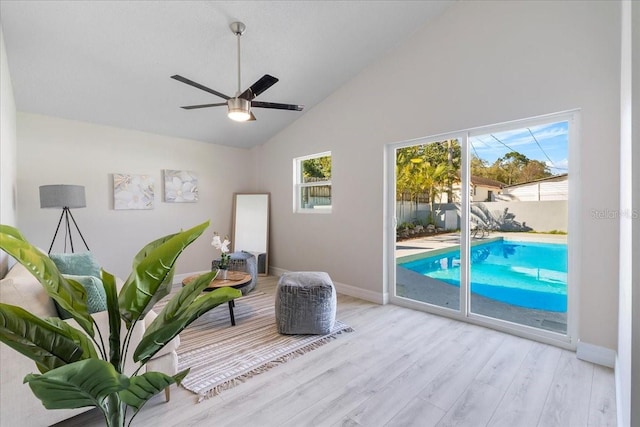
[0, 221, 241, 426]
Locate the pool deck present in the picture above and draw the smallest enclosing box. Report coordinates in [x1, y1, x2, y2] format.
[395, 232, 568, 334]
[396, 231, 568, 260]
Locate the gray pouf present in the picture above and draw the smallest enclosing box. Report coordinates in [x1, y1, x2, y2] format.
[211, 251, 257, 295]
[275, 271, 336, 335]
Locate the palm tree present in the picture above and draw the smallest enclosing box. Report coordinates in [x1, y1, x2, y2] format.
[397, 145, 450, 225]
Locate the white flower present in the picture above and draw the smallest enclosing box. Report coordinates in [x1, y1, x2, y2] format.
[220, 238, 230, 253]
[212, 232, 232, 269]
[212, 232, 231, 254]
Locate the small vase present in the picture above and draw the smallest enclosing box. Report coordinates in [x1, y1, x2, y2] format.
[219, 269, 228, 280]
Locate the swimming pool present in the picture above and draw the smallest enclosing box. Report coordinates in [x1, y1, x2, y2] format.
[399, 239, 567, 312]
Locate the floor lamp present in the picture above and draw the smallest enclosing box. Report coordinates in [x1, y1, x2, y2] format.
[39, 184, 90, 254]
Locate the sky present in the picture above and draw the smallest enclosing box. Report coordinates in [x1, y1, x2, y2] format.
[469, 121, 569, 173]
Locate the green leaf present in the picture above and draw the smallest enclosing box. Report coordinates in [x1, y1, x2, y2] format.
[118, 221, 209, 327]
[119, 369, 189, 412]
[0, 224, 94, 336]
[45, 317, 98, 361]
[134, 282, 240, 363]
[151, 271, 218, 326]
[102, 270, 122, 368]
[0, 304, 85, 373]
[25, 358, 129, 410]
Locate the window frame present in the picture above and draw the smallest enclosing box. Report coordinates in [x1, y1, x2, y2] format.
[293, 151, 332, 214]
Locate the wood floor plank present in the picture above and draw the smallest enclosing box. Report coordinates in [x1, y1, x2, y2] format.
[487, 341, 562, 427]
[384, 396, 446, 427]
[436, 380, 505, 427]
[474, 334, 533, 390]
[230, 306, 457, 426]
[342, 324, 498, 426]
[587, 364, 617, 427]
[537, 350, 594, 427]
[194, 301, 422, 425]
[418, 327, 505, 410]
[52, 275, 617, 427]
[280, 316, 465, 426]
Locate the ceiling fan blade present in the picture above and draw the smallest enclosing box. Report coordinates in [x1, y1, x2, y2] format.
[171, 75, 230, 100]
[251, 101, 304, 111]
[180, 103, 227, 110]
[240, 74, 279, 100]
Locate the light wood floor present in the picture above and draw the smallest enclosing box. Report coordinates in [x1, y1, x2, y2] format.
[57, 276, 616, 427]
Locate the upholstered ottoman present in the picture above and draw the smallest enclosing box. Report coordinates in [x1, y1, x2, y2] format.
[211, 251, 257, 295]
[275, 271, 336, 334]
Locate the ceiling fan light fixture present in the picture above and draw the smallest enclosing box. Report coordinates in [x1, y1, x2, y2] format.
[227, 97, 251, 122]
[172, 21, 303, 121]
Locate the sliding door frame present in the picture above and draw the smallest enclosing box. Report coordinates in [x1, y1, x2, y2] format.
[387, 110, 580, 350]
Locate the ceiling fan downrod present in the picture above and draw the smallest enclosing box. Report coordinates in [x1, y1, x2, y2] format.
[230, 21, 246, 97]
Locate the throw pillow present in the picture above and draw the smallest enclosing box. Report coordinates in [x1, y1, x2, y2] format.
[49, 252, 101, 278]
[54, 274, 108, 319]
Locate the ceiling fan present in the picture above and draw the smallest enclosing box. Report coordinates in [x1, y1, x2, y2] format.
[171, 21, 304, 122]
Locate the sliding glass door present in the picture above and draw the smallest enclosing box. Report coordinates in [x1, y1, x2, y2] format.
[395, 140, 462, 312]
[390, 112, 575, 344]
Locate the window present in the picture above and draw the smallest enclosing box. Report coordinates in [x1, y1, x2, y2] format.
[294, 152, 332, 213]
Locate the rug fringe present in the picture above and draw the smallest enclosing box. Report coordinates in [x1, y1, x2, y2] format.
[192, 326, 354, 402]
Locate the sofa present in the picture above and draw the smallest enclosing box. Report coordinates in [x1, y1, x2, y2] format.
[0, 261, 180, 427]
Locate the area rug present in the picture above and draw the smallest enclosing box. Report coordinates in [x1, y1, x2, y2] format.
[155, 291, 352, 401]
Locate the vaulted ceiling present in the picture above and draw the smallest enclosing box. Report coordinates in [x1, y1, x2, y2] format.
[0, 1, 453, 148]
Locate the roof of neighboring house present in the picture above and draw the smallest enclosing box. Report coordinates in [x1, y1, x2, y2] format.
[503, 173, 568, 189]
[470, 175, 504, 189]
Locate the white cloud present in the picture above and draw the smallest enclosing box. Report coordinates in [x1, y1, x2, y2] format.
[547, 158, 568, 171]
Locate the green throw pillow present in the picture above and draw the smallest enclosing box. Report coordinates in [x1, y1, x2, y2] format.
[50, 252, 101, 278]
[54, 274, 108, 319]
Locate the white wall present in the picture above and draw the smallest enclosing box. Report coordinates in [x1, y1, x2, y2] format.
[16, 113, 254, 279]
[259, 1, 620, 350]
[618, 1, 639, 426]
[0, 26, 17, 277]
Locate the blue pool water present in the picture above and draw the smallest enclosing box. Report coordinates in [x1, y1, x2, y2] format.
[399, 239, 567, 312]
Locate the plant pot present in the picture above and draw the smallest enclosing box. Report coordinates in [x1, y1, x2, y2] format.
[219, 269, 228, 280]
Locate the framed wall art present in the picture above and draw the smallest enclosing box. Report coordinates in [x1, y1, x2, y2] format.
[163, 169, 199, 203]
[113, 173, 154, 210]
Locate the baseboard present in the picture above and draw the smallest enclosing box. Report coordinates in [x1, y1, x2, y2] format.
[333, 281, 387, 304]
[268, 266, 287, 278]
[269, 267, 387, 304]
[576, 340, 616, 368]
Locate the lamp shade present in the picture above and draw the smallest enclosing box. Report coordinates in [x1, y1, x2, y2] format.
[39, 185, 86, 209]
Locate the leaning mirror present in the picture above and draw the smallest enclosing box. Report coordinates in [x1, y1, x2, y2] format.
[232, 193, 270, 275]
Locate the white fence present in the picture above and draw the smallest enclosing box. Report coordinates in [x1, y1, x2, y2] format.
[500, 180, 568, 201]
[397, 200, 568, 232]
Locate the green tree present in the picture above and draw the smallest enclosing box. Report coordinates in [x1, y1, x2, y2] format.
[423, 139, 460, 202]
[303, 156, 331, 181]
[497, 151, 530, 185]
[487, 151, 552, 185]
[519, 160, 552, 183]
[471, 155, 490, 178]
[396, 143, 453, 223]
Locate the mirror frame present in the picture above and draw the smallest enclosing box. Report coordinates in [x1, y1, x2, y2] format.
[231, 193, 270, 276]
